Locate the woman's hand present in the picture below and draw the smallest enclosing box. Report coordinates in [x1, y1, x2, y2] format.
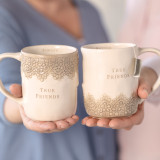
[82, 67, 158, 130]
[9, 84, 79, 133]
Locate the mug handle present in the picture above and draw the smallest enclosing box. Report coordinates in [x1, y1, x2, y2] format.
[0, 53, 23, 105]
[138, 48, 160, 92]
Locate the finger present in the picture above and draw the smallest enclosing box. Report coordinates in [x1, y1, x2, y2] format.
[71, 115, 79, 122]
[109, 104, 144, 129]
[9, 84, 22, 98]
[19, 106, 56, 132]
[138, 85, 149, 99]
[97, 118, 110, 128]
[138, 76, 152, 99]
[55, 120, 70, 130]
[109, 117, 133, 129]
[129, 103, 144, 125]
[85, 118, 98, 127]
[44, 128, 66, 133]
[82, 116, 90, 125]
[65, 115, 79, 126]
[65, 117, 77, 125]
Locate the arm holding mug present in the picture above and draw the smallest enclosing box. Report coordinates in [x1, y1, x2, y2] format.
[4, 84, 79, 133]
[81, 44, 160, 130]
[82, 66, 158, 130]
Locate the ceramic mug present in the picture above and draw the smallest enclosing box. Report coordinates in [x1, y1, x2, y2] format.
[81, 43, 160, 118]
[0, 45, 79, 121]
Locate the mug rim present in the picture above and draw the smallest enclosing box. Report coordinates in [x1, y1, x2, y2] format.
[81, 43, 136, 50]
[21, 45, 78, 57]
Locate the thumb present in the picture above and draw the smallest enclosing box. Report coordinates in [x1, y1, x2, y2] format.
[138, 81, 150, 99]
[9, 84, 22, 98]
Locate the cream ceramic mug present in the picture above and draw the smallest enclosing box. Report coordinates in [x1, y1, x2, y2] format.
[0, 45, 79, 121]
[81, 43, 160, 118]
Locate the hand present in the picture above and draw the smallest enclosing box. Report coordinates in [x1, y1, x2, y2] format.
[10, 84, 79, 133]
[82, 67, 158, 130]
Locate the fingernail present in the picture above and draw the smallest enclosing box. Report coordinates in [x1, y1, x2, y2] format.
[59, 124, 66, 129]
[40, 123, 49, 130]
[97, 123, 108, 128]
[109, 123, 116, 129]
[57, 121, 69, 129]
[143, 88, 148, 93]
[59, 125, 66, 129]
[143, 88, 149, 97]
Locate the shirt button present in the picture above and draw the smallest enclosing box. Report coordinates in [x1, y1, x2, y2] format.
[96, 128, 104, 135]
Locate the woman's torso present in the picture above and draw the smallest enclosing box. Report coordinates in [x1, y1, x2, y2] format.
[0, 0, 118, 160]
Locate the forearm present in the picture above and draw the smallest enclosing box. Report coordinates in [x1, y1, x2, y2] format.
[4, 98, 22, 124]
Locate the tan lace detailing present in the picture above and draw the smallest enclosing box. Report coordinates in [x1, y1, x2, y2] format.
[21, 53, 78, 82]
[84, 94, 140, 117]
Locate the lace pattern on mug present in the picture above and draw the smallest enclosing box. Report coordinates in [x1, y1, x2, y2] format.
[21, 53, 78, 82]
[84, 94, 140, 117]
